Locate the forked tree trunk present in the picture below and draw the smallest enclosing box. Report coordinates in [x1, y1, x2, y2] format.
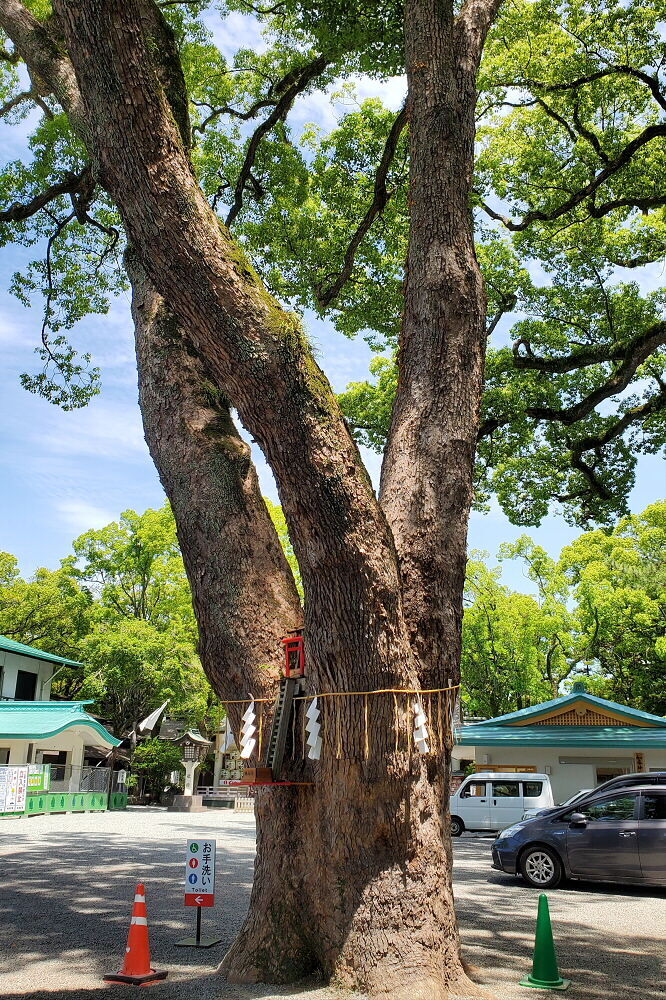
[131, 262, 466, 998]
[1, 0, 504, 995]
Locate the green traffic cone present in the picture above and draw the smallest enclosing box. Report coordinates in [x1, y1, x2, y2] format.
[520, 893, 571, 991]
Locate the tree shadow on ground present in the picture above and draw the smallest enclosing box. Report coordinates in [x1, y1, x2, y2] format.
[0, 824, 663, 1000]
[454, 839, 666, 1000]
[0, 830, 252, 989]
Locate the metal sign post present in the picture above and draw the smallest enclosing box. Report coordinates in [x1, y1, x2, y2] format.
[175, 839, 221, 947]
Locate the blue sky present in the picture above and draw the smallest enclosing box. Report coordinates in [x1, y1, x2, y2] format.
[0, 10, 664, 596]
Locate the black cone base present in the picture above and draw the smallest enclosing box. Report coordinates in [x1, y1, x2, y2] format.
[104, 969, 168, 985]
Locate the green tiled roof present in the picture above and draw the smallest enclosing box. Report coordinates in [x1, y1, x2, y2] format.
[467, 691, 666, 728]
[0, 701, 120, 745]
[456, 725, 666, 748]
[0, 634, 81, 668]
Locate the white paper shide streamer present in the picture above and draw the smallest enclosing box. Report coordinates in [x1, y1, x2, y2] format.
[305, 696, 322, 760]
[413, 699, 430, 754]
[239, 698, 257, 759]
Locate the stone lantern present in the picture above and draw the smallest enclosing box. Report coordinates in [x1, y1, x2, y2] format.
[168, 729, 212, 812]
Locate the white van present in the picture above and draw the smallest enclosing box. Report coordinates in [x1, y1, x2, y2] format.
[449, 772, 553, 836]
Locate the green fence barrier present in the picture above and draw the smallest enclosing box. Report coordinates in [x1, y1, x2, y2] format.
[1, 790, 128, 817]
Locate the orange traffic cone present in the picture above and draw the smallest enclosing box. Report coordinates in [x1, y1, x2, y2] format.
[104, 883, 167, 986]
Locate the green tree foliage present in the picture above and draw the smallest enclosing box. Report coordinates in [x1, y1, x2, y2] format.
[0, 552, 92, 667]
[1, 1, 664, 524]
[462, 502, 666, 717]
[264, 497, 303, 597]
[0, 497, 294, 731]
[462, 552, 578, 717]
[69, 505, 196, 633]
[560, 501, 666, 714]
[66, 503, 212, 733]
[130, 736, 184, 799]
[79, 618, 210, 736]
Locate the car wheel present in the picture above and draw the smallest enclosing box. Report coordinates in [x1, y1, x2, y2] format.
[520, 845, 563, 889]
[450, 816, 464, 837]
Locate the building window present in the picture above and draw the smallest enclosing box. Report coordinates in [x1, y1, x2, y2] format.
[15, 670, 38, 701]
[0, 749, 9, 765]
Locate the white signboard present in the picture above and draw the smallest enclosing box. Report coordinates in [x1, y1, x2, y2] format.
[0, 766, 28, 813]
[184, 839, 216, 907]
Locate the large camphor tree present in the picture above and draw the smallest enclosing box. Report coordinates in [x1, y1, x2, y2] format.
[0, 1, 664, 996]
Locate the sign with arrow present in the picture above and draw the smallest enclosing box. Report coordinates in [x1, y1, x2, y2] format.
[183, 839, 216, 907]
[177, 839, 221, 948]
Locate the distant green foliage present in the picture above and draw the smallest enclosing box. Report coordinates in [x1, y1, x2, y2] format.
[131, 737, 184, 799]
[561, 501, 666, 715]
[462, 502, 666, 717]
[462, 549, 578, 718]
[0, 497, 300, 731]
[0, 553, 92, 665]
[264, 497, 303, 598]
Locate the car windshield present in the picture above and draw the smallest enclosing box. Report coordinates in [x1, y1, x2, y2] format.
[559, 790, 591, 806]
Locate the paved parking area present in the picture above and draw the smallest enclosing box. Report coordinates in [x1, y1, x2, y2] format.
[0, 810, 663, 999]
[454, 835, 666, 1000]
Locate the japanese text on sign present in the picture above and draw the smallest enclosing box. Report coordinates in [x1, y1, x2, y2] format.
[184, 839, 216, 907]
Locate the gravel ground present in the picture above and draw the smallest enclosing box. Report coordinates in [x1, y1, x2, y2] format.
[0, 808, 663, 999]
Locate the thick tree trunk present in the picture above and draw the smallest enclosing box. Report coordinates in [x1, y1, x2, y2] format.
[131, 263, 467, 997]
[380, 0, 489, 694]
[129, 254, 302, 704]
[1, 0, 504, 995]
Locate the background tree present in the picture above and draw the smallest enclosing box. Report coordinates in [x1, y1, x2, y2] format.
[130, 736, 184, 799]
[69, 504, 195, 630]
[561, 501, 666, 714]
[80, 618, 210, 735]
[462, 550, 578, 717]
[0, 1, 664, 997]
[0, 552, 92, 668]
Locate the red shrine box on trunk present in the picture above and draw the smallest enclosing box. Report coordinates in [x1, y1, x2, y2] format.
[282, 629, 305, 678]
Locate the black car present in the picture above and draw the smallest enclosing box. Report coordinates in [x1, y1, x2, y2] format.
[523, 771, 666, 820]
[492, 783, 666, 889]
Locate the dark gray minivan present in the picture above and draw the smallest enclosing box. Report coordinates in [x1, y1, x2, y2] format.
[492, 784, 666, 888]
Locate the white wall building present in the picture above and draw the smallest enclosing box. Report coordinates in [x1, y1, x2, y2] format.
[454, 683, 666, 803]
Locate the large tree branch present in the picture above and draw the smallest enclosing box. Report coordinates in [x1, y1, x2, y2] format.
[560, 390, 666, 505]
[315, 105, 407, 308]
[0, 0, 86, 133]
[477, 123, 666, 230]
[0, 165, 92, 222]
[519, 65, 666, 115]
[225, 54, 328, 227]
[512, 321, 666, 374]
[129, 252, 302, 709]
[53, 0, 410, 696]
[571, 390, 666, 455]
[193, 60, 322, 135]
[0, 0, 305, 706]
[456, 0, 505, 66]
[526, 333, 663, 425]
[0, 87, 32, 117]
[478, 321, 666, 440]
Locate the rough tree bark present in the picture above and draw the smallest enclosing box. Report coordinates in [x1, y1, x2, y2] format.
[129, 254, 303, 701]
[0, 0, 504, 995]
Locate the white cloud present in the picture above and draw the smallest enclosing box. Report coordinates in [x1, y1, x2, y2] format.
[56, 499, 118, 533]
[38, 401, 147, 460]
[202, 10, 267, 59]
[0, 314, 23, 348]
